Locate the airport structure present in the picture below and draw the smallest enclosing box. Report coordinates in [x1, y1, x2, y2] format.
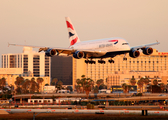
[0, 47, 50, 91]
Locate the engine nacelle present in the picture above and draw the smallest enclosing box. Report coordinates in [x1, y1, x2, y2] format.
[45, 49, 57, 56]
[129, 49, 140, 58]
[73, 51, 85, 59]
[142, 47, 153, 55]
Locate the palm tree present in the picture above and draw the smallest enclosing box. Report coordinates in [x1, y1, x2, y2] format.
[81, 75, 85, 78]
[89, 79, 94, 91]
[76, 79, 81, 85]
[15, 76, 24, 87]
[144, 77, 150, 92]
[130, 76, 136, 86]
[28, 78, 38, 93]
[81, 75, 86, 93]
[76, 85, 81, 93]
[22, 79, 31, 93]
[96, 79, 103, 89]
[0, 77, 6, 93]
[122, 83, 127, 93]
[51, 78, 58, 86]
[15, 76, 24, 94]
[29, 78, 39, 93]
[84, 84, 91, 98]
[153, 79, 158, 85]
[76, 79, 81, 93]
[137, 80, 143, 93]
[93, 86, 99, 93]
[160, 83, 165, 93]
[144, 77, 150, 85]
[1, 77, 6, 86]
[9, 84, 14, 95]
[37, 77, 44, 92]
[57, 80, 63, 90]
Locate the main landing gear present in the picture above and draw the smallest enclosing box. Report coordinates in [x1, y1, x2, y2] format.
[85, 59, 96, 64]
[108, 59, 114, 63]
[98, 59, 106, 64]
[84, 58, 116, 64]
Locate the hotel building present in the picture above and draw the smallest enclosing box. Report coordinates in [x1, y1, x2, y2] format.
[0, 47, 50, 91]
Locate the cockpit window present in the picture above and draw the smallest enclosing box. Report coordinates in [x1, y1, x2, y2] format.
[122, 43, 129, 45]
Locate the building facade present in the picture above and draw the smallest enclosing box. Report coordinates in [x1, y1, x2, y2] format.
[1, 47, 50, 77]
[0, 47, 50, 91]
[107, 70, 168, 92]
[51, 55, 73, 85]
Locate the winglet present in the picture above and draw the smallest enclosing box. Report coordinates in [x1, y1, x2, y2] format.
[65, 17, 80, 46]
[156, 40, 160, 44]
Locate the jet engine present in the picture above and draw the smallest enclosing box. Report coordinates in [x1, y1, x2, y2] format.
[142, 47, 153, 55]
[45, 49, 57, 56]
[73, 51, 85, 59]
[129, 49, 140, 58]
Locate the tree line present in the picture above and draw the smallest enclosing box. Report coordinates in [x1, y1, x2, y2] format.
[0, 77, 44, 94]
[122, 76, 165, 93]
[75, 75, 107, 97]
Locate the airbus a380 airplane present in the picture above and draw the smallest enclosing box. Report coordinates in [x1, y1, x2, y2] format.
[10, 17, 160, 64]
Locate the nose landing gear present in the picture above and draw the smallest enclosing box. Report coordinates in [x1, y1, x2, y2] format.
[123, 58, 127, 60]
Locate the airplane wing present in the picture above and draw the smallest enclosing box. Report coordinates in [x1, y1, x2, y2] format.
[131, 41, 160, 50]
[8, 43, 106, 57]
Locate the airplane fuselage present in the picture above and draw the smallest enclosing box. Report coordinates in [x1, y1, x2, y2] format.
[70, 37, 131, 58]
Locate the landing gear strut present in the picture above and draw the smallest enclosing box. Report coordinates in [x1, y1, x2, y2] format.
[123, 54, 127, 61]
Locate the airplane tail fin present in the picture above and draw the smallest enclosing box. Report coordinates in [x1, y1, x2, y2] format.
[65, 17, 80, 46]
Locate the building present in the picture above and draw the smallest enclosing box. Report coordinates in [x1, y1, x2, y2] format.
[1, 47, 50, 77]
[107, 70, 168, 92]
[0, 47, 50, 91]
[51, 55, 72, 85]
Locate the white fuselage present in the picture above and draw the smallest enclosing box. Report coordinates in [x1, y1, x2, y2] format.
[70, 37, 131, 58]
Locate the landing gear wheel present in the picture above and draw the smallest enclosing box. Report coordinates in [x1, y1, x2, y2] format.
[108, 60, 114, 63]
[85, 60, 96, 64]
[123, 58, 127, 61]
[98, 60, 105, 64]
[85, 60, 89, 64]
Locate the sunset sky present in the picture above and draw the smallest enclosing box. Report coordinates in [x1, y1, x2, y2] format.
[0, 0, 168, 66]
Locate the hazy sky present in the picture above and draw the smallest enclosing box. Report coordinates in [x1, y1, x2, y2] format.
[0, 0, 168, 67]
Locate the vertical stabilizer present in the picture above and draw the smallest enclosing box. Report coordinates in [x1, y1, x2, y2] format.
[65, 17, 80, 46]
